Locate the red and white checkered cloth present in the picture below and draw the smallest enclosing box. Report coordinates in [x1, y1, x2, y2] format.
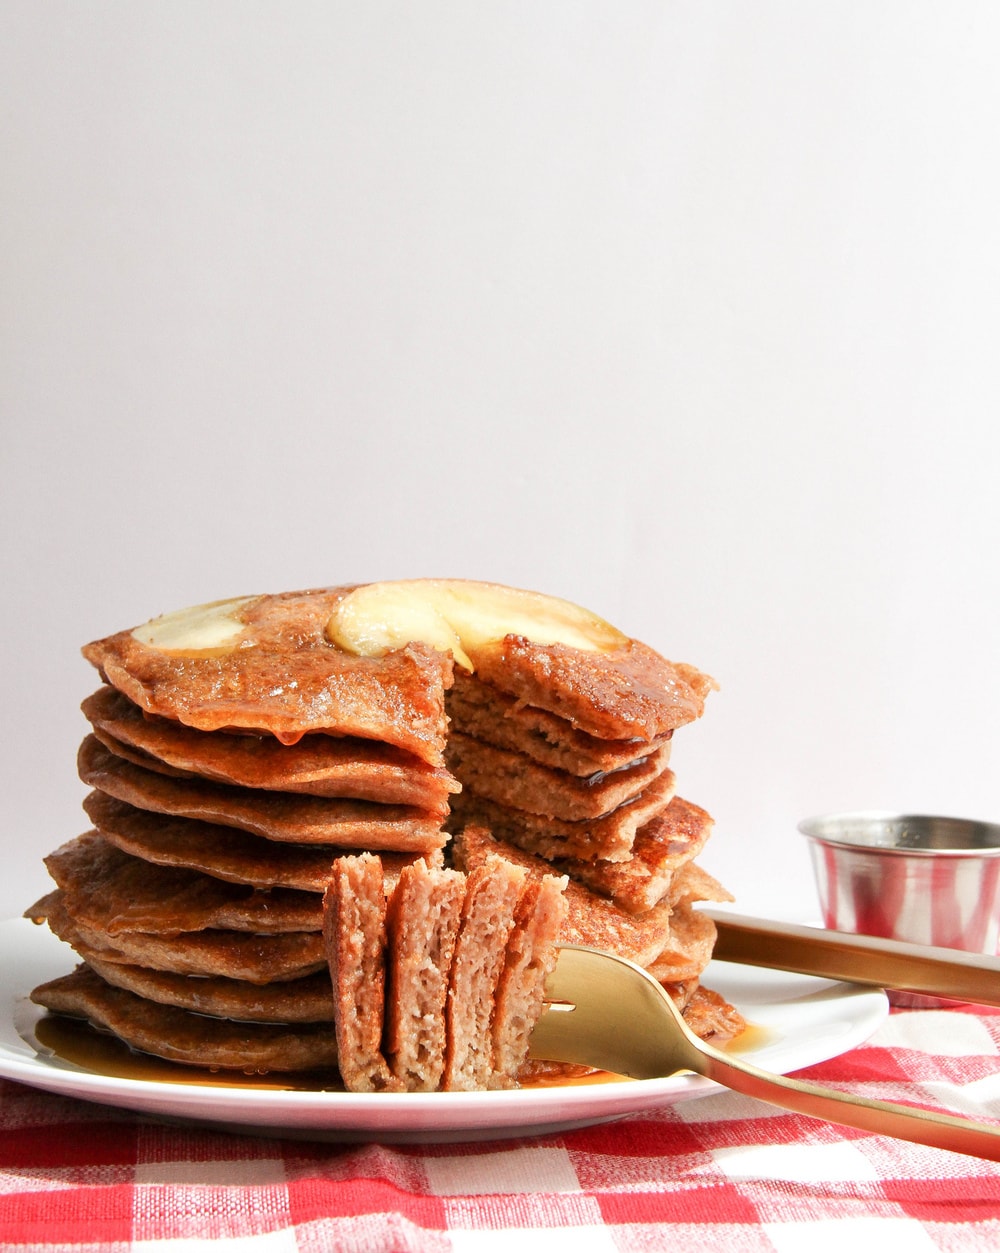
[2, 1006, 999, 1251]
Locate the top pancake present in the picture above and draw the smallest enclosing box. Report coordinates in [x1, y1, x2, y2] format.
[82, 585, 715, 768]
[82, 588, 455, 765]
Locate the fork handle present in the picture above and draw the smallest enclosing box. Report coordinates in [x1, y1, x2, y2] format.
[697, 1046, 1000, 1160]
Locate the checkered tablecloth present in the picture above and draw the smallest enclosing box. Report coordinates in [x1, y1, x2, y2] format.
[2, 1005, 999, 1252]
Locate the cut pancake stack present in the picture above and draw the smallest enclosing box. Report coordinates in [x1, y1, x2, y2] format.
[26, 580, 742, 1092]
[444, 645, 744, 1044]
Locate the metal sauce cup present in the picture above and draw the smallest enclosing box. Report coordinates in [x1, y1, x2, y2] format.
[799, 811, 1000, 1007]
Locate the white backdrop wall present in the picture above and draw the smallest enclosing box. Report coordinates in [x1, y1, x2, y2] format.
[3, 3, 999, 923]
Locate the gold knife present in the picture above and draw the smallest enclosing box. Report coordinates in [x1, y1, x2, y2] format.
[703, 907, 1000, 1008]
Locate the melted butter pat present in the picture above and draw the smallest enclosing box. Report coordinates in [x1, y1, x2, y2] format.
[327, 579, 627, 671]
[131, 596, 254, 657]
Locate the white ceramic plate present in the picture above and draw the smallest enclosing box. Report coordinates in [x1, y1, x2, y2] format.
[0, 918, 888, 1143]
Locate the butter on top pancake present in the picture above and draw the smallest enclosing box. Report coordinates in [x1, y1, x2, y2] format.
[328, 580, 716, 741]
[82, 588, 455, 765]
[82, 686, 458, 812]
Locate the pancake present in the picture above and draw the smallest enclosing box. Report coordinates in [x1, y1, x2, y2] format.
[668, 860, 733, 910]
[448, 768, 678, 863]
[30, 966, 339, 1072]
[81, 954, 335, 1023]
[554, 796, 715, 915]
[79, 736, 447, 853]
[679, 985, 748, 1045]
[29, 579, 736, 1080]
[490, 871, 568, 1088]
[82, 585, 715, 758]
[446, 671, 673, 776]
[644, 901, 720, 984]
[445, 732, 673, 822]
[467, 634, 716, 742]
[43, 832, 322, 935]
[383, 860, 466, 1092]
[83, 686, 457, 811]
[452, 825, 672, 969]
[88, 729, 194, 779]
[84, 792, 434, 892]
[452, 824, 744, 1041]
[323, 854, 400, 1092]
[82, 588, 454, 764]
[324, 845, 566, 1092]
[443, 851, 526, 1092]
[32, 891, 326, 983]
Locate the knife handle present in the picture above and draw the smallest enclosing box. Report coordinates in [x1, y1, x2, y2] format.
[703, 908, 1000, 1008]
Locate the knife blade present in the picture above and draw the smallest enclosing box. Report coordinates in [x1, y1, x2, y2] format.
[702, 907, 1000, 1008]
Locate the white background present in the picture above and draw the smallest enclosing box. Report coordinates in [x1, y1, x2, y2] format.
[3, 3, 999, 924]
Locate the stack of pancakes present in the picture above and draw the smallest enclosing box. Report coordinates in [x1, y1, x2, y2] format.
[444, 643, 742, 1042]
[27, 581, 741, 1091]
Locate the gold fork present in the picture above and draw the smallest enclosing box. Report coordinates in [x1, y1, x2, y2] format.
[529, 945, 1000, 1161]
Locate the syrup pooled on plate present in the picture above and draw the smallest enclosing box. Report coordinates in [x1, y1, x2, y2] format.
[29, 1011, 344, 1092]
[27, 1009, 756, 1093]
[28, 1009, 633, 1091]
